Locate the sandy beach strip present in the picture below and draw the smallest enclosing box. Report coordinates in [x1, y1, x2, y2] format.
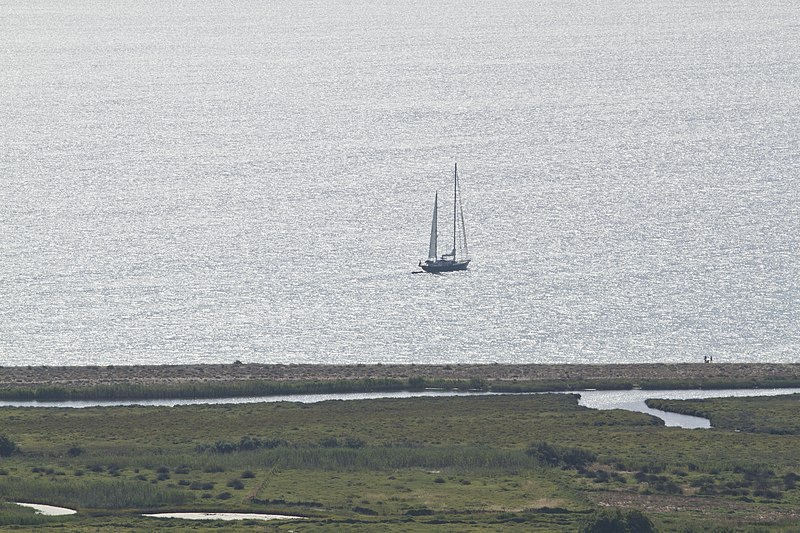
[1, 363, 799, 390]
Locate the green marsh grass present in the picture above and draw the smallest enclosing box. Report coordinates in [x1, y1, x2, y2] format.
[2, 393, 800, 530]
[0, 477, 190, 509]
[648, 393, 800, 434]
[0, 502, 58, 526]
[0, 377, 482, 402]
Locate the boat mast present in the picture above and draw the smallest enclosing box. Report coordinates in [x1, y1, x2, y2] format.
[453, 163, 458, 260]
[459, 186, 469, 259]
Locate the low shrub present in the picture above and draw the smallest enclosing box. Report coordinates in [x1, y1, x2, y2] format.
[66, 446, 84, 457]
[580, 508, 655, 533]
[226, 479, 244, 490]
[0, 435, 19, 457]
[526, 442, 596, 469]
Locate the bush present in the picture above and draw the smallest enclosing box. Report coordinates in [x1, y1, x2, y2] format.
[0, 435, 19, 457]
[211, 441, 238, 454]
[344, 437, 366, 449]
[319, 437, 339, 448]
[633, 471, 682, 494]
[67, 446, 84, 457]
[226, 479, 245, 490]
[526, 442, 596, 469]
[580, 509, 655, 533]
[196, 437, 289, 454]
[405, 508, 434, 516]
[238, 436, 261, 451]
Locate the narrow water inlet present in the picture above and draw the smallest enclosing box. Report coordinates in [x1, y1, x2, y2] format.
[575, 390, 711, 428]
[574, 388, 800, 429]
[2, 388, 799, 430]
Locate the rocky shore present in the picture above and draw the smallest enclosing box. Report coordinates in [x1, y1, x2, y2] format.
[1, 363, 799, 390]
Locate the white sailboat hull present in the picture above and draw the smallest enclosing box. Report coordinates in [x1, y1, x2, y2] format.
[420, 258, 470, 273]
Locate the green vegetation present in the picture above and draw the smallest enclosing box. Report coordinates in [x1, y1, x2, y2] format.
[648, 393, 800, 434]
[0, 377, 631, 402]
[0, 435, 18, 457]
[580, 509, 655, 533]
[0, 502, 57, 527]
[1, 394, 800, 530]
[639, 378, 800, 391]
[0, 378, 417, 401]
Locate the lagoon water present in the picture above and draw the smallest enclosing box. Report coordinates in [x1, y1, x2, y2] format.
[1, 0, 798, 366]
[574, 388, 800, 429]
[12, 502, 77, 516]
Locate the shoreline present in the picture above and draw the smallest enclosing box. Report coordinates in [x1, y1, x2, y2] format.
[2, 362, 800, 390]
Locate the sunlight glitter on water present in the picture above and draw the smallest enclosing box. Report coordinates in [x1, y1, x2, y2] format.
[1, 0, 798, 366]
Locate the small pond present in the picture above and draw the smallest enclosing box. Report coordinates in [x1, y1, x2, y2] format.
[12, 502, 77, 516]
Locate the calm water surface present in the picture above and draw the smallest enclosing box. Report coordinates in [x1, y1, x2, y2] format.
[576, 388, 800, 428]
[12, 503, 77, 516]
[1, 0, 798, 366]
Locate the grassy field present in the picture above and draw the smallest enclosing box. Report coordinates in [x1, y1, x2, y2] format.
[648, 393, 800, 435]
[1, 393, 800, 531]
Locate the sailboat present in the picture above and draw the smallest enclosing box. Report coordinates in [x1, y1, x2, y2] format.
[419, 163, 471, 273]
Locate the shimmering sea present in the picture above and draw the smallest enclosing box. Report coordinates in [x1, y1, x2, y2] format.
[1, 0, 798, 365]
